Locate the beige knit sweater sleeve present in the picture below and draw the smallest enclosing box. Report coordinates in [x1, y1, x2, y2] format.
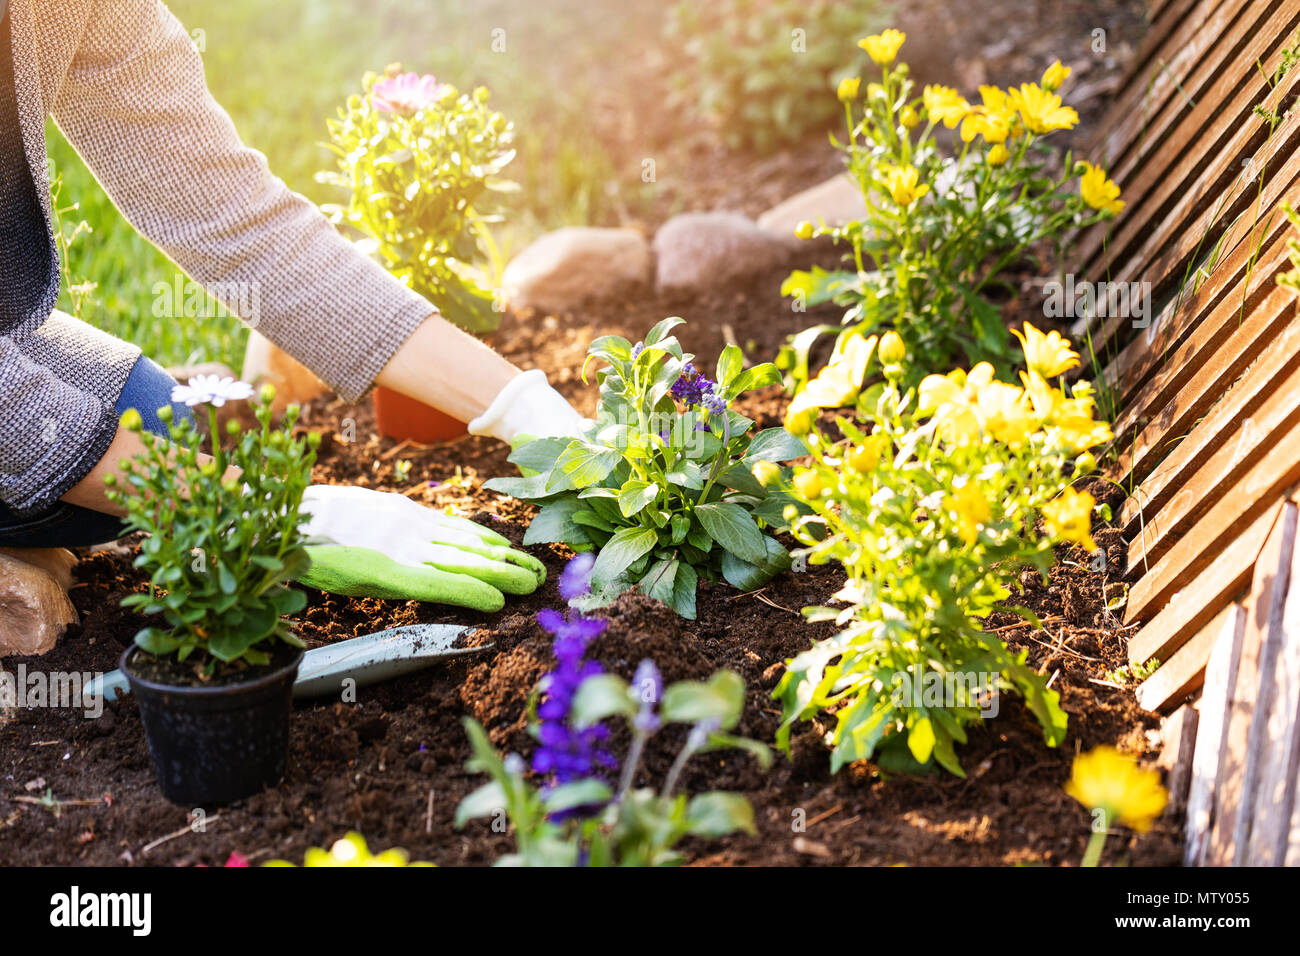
[50, 0, 434, 402]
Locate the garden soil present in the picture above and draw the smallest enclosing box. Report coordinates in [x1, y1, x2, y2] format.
[0, 247, 1182, 867]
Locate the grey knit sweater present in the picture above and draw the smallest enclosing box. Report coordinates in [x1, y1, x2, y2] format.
[0, 0, 435, 517]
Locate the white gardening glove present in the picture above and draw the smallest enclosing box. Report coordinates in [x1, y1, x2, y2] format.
[294, 485, 546, 610]
[467, 369, 586, 445]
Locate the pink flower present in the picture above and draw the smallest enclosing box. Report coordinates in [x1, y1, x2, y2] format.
[371, 72, 448, 114]
[224, 852, 250, 867]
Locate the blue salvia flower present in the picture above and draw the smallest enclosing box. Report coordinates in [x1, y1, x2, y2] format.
[671, 362, 729, 416]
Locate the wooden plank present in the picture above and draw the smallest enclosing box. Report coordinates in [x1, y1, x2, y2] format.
[1079, 0, 1297, 279]
[1136, 600, 1244, 712]
[1124, 335, 1300, 568]
[1103, 155, 1300, 409]
[1158, 703, 1200, 812]
[1207, 501, 1296, 866]
[1119, 308, 1300, 537]
[1075, 48, 1300, 356]
[1245, 523, 1300, 864]
[1125, 494, 1282, 648]
[1112, 282, 1298, 492]
[1185, 602, 1248, 865]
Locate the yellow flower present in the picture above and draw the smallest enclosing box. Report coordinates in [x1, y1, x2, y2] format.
[883, 163, 929, 206]
[946, 480, 990, 547]
[846, 433, 889, 473]
[837, 76, 861, 102]
[986, 143, 1009, 166]
[1065, 746, 1168, 833]
[977, 380, 1037, 447]
[786, 333, 878, 427]
[751, 460, 781, 487]
[900, 105, 920, 129]
[959, 87, 1014, 143]
[1012, 322, 1079, 378]
[267, 832, 432, 867]
[922, 84, 970, 128]
[1041, 59, 1071, 92]
[1079, 161, 1125, 215]
[1008, 82, 1078, 134]
[1043, 486, 1098, 551]
[918, 363, 994, 445]
[858, 29, 906, 66]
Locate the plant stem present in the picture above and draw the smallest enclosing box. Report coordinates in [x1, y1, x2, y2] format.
[1081, 826, 1108, 867]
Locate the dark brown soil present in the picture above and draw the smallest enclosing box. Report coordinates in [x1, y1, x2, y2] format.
[0, 239, 1180, 867]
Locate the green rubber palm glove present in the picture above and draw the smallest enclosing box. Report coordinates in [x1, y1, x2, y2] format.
[294, 485, 545, 611]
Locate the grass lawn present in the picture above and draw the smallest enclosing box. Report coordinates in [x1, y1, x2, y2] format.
[50, 0, 664, 369]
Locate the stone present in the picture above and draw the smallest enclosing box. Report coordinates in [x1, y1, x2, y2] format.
[0, 547, 77, 590]
[653, 211, 792, 294]
[239, 331, 331, 414]
[756, 174, 868, 240]
[503, 226, 652, 314]
[0, 552, 78, 657]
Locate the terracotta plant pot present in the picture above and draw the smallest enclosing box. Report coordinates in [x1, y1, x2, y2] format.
[372, 386, 469, 443]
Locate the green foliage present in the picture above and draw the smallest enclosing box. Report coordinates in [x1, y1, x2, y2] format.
[105, 390, 317, 667]
[485, 319, 807, 618]
[456, 666, 768, 867]
[665, 0, 882, 153]
[774, 333, 1113, 774]
[318, 70, 515, 334]
[779, 37, 1119, 389]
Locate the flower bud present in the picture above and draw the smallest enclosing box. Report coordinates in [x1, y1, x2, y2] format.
[120, 408, 143, 432]
[878, 330, 906, 366]
[900, 105, 920, 129]
[102, 473, 116, 487]
[751, 460, 781, 487]
[794, 220, 815, 241]
[1075, 451, 1097, 475]
[837, 76, 861, 102]
[784, 406, 816, 436]
[307, 431, 322, 449]
[793, 469, 825, 500]
[157, 405, 173, 424]
[226, 419, 241, 435]
[259, 384, 277, 404]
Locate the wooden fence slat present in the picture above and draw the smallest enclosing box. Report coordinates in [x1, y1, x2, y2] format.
[1112, 283, 1298, 492]
[1136, 600, 1244, 712]
[1078, 0, 1298, 280]
[1124, 339, 1300, 567]
[1206, 501, 1296, 866]
[1245, 521, 1300, 864]
[1184, 602, 1248, 865]
[1125, 494, 1284, 649]
[1159, 703, 1200, 812]
[1126, 501, 1279, 660]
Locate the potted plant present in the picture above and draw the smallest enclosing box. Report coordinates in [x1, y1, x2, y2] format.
[319, 66, 516, 442]
[104, 377, 319, 804]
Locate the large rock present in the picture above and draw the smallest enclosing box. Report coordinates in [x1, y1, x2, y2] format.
[504, 227, 652, 314]
[0, 552, 78, 657]
[756, 174, 868, 240]
[653, 212, 792, 294]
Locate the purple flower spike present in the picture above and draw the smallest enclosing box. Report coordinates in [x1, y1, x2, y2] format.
[632, 659, 663, 732]
[558, 552, 597, 603]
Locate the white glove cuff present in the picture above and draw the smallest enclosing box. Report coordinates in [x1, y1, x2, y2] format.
[468, 369, 584, 442]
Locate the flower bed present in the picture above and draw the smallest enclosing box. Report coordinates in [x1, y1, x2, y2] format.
[1, 252, 1180, 866]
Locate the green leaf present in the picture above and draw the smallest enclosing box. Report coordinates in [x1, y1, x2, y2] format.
[483, 473, 560, 499]
[134, 627, 180, 656]
[660, 670, 745, 729]
[694, 501, 768, 565]
[645, 317, 685, 345]
[455, 781, 507, 827]
[729, 363, 782, 395]
[720, 535, 791, 591]
[745, 427, 808, 463]
[553, 443, 621, 490]
[507, 436, 568, 475]
[591, 526, 659, 587]
[908, 715, 936, 765]
[524, 498, 588, 546]
[542, 779, 614, 816]
[671, 562, 698, 620]
[640, 557, 679, 606]
[570, 673, 636, 728]
[715, 345, 743, 387]
[703, 731, 774, 770]
[618, 479, 660, 518]
[685, 792, 756, 837]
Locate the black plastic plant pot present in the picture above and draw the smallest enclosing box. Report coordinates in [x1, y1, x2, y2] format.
[120, 645, 303, 806]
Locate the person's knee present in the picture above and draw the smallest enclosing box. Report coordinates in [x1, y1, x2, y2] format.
[115, 357, 195, 437]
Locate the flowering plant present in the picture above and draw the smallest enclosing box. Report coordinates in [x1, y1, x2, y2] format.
[318, 66, 515, 334]
[455, 554, 768, 866]
[1065, 746, 1168, 866]
[779, 30, 1123, 388]
[771, 326, 1111, 774]
[265, 832, 432, 867]
[485, 318, 807, 618]
[104, 381, 318, 668]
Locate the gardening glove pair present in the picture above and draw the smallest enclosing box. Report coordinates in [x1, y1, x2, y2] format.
[294, 485, 545, 612]
[467, 369, 586, 446]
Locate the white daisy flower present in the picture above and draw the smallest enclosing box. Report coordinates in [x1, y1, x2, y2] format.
[171, 374, 256, 408]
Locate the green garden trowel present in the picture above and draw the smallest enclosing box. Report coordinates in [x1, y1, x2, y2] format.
[83, 623, 491, 706]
